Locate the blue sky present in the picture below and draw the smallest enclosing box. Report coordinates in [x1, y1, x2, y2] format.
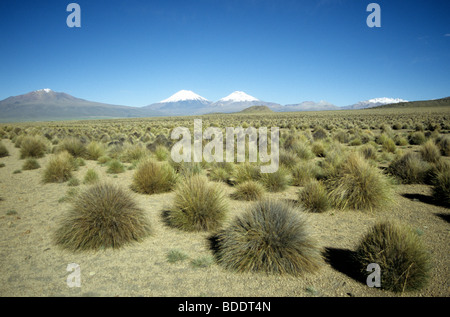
[0, 0, 449, 107]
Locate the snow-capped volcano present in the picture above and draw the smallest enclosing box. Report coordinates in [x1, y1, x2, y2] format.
[160, 90, 209, 103]
[144, 90, 212, 116]
[210, 91, 279, 113]
[218, 91, 259, 103]
[35, 88, 53, 93]
[344, 97, 408, 109]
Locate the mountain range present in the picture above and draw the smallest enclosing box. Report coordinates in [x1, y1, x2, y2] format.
[0, 88, 439, 122]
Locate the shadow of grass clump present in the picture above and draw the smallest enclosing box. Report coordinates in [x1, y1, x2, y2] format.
[323, 247, 366, 284]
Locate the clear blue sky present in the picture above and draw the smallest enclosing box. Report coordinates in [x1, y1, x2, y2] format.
[0, 0, 449, 107]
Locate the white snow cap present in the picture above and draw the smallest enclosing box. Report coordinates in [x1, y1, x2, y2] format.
[365, 97, 408, 104]
[160, 90, 209, 103]
[219, 91, 259, 102]
[36, 88, 52, 93]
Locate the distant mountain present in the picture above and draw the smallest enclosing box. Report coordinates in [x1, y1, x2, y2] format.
[143, 90, 213, 116]
[2, 88, 446, 123]
[278, 101, 339, 112]
[343, 97, 408, 110]
[0, 89, 160, 122]
[238, 105, 274, 113]
[209, 91, 282, 113]
[373, 97, 450, 109]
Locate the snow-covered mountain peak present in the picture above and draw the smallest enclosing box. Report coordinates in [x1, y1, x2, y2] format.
[364, 97, 408, 104]
[160, 90, 209, 103]
[35, 88, 53, 93]
[218, 91, 259, 102]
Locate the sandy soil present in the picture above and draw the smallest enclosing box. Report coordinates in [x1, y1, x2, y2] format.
[0, 139, 448, 297]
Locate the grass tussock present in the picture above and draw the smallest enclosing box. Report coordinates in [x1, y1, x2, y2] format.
[43, 151, 74, 183]
[54, 182, 151, 252]
[298, 179, 330, 213]
[354, 221, 431, 292]
[230, 180, 266, 201]
[20, 135, 48, 159]
[56, 137, 86, 157]
[259, 167, 291, 192]
[83, 168, 100, 184]
[213, 200, 323, 275]
[85, 141, 106, 160]
[132, 159, 178, 194]
[431, 167, 450, 207]
[22, 158, 40, 170]
[106, 159, 125, 174]
[0, 142, 9, 158]
[291, 161, 322, 186]
[327, 153, 393, 211]
[387, 152, 431, 184]
[419, 140, 441, 163]
[167, 175, 228, 232]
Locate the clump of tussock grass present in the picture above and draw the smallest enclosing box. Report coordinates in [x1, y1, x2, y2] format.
[166, 174, 228, 232]
[212, 200, 323, 275]
[279, 149, 300, 170]
[230, 180, 265, 201]
[43, 151, 74, 183]
[394, 135, 409, 146]
[83, 168, 100, 184]
[22, 158, 40, 170]
[54, 182, 151, 252]
[431, 167, 450, 207]
[349, 137, 362, 146]
[259, 167, 291, 192]
[387, 152, 431, 184]
[67, 177, 80, 187]
[291, 161, 322, 186]
[293, 142, 315, 160]
[437, 134, 450, 156]
[326, 153, 393, 211]
[209, 167, 231, 183]
[85, 141, 106, 160]
[106, 159, 125, 174]
[408, 131, 427, 145]
[120, 144, 148, 163]
[312, 127, 327, 140]
[298, 179, 330, 213]
[0, 142, 9, 158]
[20, 135, 48, 159]
[233, 163, 261, 184]
[97, 155, 111, 164]
[311, 141, 326, 157]
[381, 137, 396, 153]
[419, 140, 441, 163]
[354, 221, 431, 293]
[153, 145, 170, 161]
[56, 137, 86, 157]
[177, 162, 205, 179]
[359, 144, 378, 161]
[131, 159, 177, 194]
